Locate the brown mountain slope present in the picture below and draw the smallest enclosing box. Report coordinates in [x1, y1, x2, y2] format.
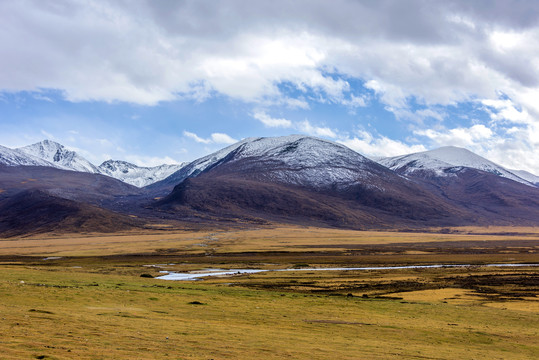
[398, 167, 539, 225]
[0, 189, 143, 237]
[154, 136, 539, 229]
[155, 172, 474, 229]
[0, 165, 144, 206]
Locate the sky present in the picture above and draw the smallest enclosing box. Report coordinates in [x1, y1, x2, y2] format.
[0, 0, 538, 174]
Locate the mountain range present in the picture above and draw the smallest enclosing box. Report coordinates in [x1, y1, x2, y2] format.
[1, 136, 538, 236]
[0, 140, 184, 187]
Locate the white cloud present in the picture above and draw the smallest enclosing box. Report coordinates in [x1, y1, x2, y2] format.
[364, 80, 409, 109]
[414, 109, 446, 123]
[3, 0, 537, 110]
[342, 94, 367, 108]
[183, 131, 211, 144]
[415, 124, 493, 147]
[210, 133, 237, 144]
[125, 155, 181, 167]
[40, 130, 55, 140]
[481, 98, 530, 124]
[253, 111, 293, 128]
[298, 120, 337, 138]
[252, 111, 338, 139]
[338, 131, 426, 158]
[183, 130, 237, 145]
[283, 97, 310, 109]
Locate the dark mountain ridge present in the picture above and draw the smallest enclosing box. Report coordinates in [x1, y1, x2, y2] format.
[154, 136, 498, 228]
[1, 135, 539, 235]
[0, 189, 144, 237]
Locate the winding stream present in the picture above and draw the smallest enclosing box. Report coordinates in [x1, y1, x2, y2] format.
[156, 263, 539, 281]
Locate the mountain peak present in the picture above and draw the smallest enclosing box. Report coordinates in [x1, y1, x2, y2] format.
[37, 139, 63, 148]
[26, 139, 67, 155]
[423, 146, 488, 165]
[0, 144, 54, 167]
[18, 140, 100, 174]
[98, 159, 185, 187]
[148, 134, 381, 195]
[99, 159, 137, 169]
[220, 135, 361, 161]
[380, 146, 533, 186]
[1, 140, 186, 187]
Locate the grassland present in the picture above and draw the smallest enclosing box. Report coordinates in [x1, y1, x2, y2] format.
[0, 226, 537, 359]
[1, 225, 538, 257]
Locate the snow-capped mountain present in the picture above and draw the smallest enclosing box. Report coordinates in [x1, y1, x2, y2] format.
[0, 145, 55, 167]
[0, 140, 185, 187]
[98, 160, 185, 187]
[204, 135, 379, 187]
[155, 135, 490, 228]
[509, 169, 539, 186]
[379, 146, 534, 187]
[148, 135, 386, 194]
[17, 140, 100, 173]
[2, 136, 539, 233]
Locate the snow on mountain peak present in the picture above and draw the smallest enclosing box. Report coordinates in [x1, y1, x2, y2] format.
[157, 135, 382, 191]
[99, 160, 138, 174]
[421, 146, 492, 169]
[3, 140, 186, 187]
[179, 135, 350, 177]
[98, 160, 185, 187]
[3, 138, 537, 190]
[232, 135, 372, 166]
[18, 140, 100, 174]
[0, 145, 54, 167]
[510, 169, 539, 186]
[379, 146, 534, 186]
[230, 135, 380, 188]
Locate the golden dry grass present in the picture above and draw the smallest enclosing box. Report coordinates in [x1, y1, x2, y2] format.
[1, 225, 538, 257]
[484, 300, 539, 313]
[388, 288, 479, 303]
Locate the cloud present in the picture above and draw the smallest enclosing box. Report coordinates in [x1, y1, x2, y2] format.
[253, 111, 293, 128]
[481, 98, 530, 124]
[338, 131, 426, 158]
[183, 130, 237, 144]
[283, 97, 310, 109]
[183, 131, 210, 144]
[210, 133, 238, 144]
[340, 94, 367, 109]
[2, 0, 537, 110]
[124, 155, 182, 167]
[40, 130, 55, 140]
[415, 124, 493, 147]
[252, 111, 337, 138]
[298, 120, 337, 138]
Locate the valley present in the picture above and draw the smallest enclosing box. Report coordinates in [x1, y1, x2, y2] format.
[3, 2, 539, 359]
[0, 226, 537, 359]
[1, 136, 538, 359]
